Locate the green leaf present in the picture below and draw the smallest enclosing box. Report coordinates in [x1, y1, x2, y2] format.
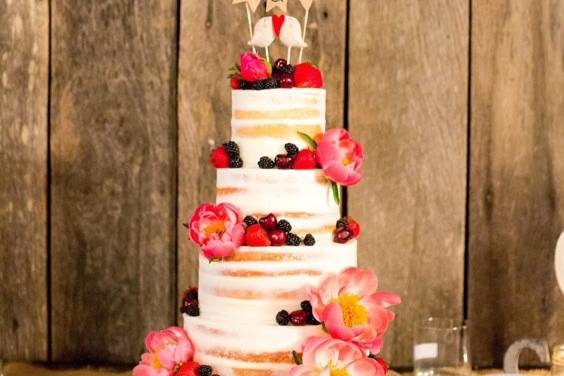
[297, 131, 317, 150]
[292, 351, 303, 365]
[331, 182, 341, 206]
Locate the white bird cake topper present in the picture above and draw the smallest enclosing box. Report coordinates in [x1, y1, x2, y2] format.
[233, 0, 314, 64]
[556, 231, 564, 294]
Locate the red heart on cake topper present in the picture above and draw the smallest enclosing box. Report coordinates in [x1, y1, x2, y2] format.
[272, 14, 285, 37]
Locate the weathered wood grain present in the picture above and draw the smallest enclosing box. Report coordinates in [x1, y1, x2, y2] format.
[50, 1, 178, 363]
[0, 0, 49, 361]
[348, 0, 469, 367]
[177, 0, 346, 317]
[469, 0, 564, 368]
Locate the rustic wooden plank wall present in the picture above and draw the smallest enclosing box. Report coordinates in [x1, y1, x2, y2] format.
[0, 0, 563, 369]
[469, 0, 564, 367]
[0, 0, 49, 361]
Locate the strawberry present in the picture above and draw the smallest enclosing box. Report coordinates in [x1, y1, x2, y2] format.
[293, 63, 323, 88]
[245, 224, 271, 246]
[230, 76, 241, 89]
[292, 149, 317, 169]
[346, 217, 361, 238]
[210, 146, 230, 168]
[176, 361, 200, 376]
[375, 358, 388, 374]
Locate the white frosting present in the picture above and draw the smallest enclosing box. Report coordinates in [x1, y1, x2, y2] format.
[184, 315, 325, 376]
[231, 89, 326, 166]
[217, 169, 340, 243]
[198, 241, 357, 325]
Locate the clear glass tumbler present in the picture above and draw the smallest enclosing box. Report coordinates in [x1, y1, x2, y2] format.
[413, 318, 471, 376]
[553, 345, 564, 376]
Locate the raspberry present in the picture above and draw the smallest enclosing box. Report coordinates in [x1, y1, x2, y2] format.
[303, 233, 315, 246]
[258, 156, 275, 169]
[177, 361, 200, 376]
[286, 233, 301, 246]
[275, 154, 294, 169]
[259, 213, 277, 230]
[336, 218, 348, 229]
[223, 141, 240, 158]
[284, 143, 299, 156]
[276, 310, 291, 325]
[334, 227, 353, 243]
[239, 80, 252, 90]
[229, 157, 243, 168]
[290, 310, 308, 326]
[292, 149, 317, 169]
[346, 217, 361, 237]
[230, 77, 240, 89]
[244, 215, 258, 227]
[210, 146, 230, 168]
[197, 365, 213, 376]
[185, 300, 200, 316]
[269, 229, 287, 246]
[300, 300, 312, 312]
[245, 224, 271, 246]
[277, 219, 292, 233]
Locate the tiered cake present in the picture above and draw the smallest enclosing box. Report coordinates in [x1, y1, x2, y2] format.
[184, 88, 358, 375]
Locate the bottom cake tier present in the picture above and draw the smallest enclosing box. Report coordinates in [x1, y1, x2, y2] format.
[184, 315, 324, 376]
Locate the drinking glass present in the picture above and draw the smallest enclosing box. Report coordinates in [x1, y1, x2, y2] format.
[553, 345, 564, 376]
[413, 318, 471, 376]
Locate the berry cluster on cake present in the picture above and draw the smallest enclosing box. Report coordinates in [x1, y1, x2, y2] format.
[133, 3, 400, 376]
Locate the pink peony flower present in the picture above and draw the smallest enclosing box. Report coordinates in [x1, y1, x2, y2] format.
[188, 202, 245, 261]
[240, 52, 272, 82]
[289, 336, 386, 376]
[306, 267, 401, 354]
[316, 128, 364, 186]
[133, 326, 194, 376]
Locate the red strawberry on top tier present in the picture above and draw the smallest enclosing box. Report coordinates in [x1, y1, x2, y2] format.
[293, 63, 323, 88]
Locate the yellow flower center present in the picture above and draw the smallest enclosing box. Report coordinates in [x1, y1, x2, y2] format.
[342, 155, 351, 166]
[330, 367, 350, 376]
[334, 293, 368, 327]
[204, 220, 226, 237]
[152, 353, 161, 369]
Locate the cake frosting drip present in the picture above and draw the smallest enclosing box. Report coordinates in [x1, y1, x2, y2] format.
[217, 169, 339, 243]
[231, 88, 326, 166]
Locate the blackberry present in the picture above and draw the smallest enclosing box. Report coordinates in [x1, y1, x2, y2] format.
[263, 77, 280, 89]
[244, 215, 258, 227]
[198, 365, 213, 376]
[284, 143, 299, 156]
[303, 233, 316, 246]
[183, 287, 198, 302]
[229, 157, 243, 168]
[277, 219, 292, 233]
[280, 64, 294, 74]
[276, 310, 291, 326]
[336, 218, 348, 229]
[223, 141, 240, 158]
[239, 80, 252, 90]
[258, 156, 275, 169]
[300, 300, 312, 312]
[252, 80, 266, 90]
[185, 300, 200, 316]
[286, 233, 301, 246]
[307, 314, 321, 325]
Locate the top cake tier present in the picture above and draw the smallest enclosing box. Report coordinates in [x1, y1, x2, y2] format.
[231, 88, 326, 166]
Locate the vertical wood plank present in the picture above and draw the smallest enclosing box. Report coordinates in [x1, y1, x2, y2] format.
[0, 0, 49, 361]
[50, 1, 178, 363]
[177, 0, 346, 315]
[469, 0, 564, 367]
[348, 0, 469, 367]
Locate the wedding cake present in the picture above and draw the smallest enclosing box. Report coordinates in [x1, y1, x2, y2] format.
[133, 3, 400, 376]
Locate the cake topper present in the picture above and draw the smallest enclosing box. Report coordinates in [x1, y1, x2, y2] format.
[233, 0, 315, 64]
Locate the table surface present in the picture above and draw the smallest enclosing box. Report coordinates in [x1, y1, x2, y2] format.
[0, 363, 553, 376]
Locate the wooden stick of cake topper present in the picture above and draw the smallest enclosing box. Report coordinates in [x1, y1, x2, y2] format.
[298, 0, 313, 63]
[232, 0, 262, 54]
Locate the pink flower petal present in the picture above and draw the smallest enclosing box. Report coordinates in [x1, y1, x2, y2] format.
[346, 358, 385, 376]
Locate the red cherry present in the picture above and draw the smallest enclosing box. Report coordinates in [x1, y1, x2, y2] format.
[273, 58, 288, 72]
[259, 213, 278, 231]
[279, 73, 294, 88]
[333, 227, 353, 243]
[269, 229, 287, 246]
[290, 310, 308, 326]
[346, 217, 361, 238]
[210, 146, 230, 168]
[292, 149, 317, 169]
[230, 76, 240, 89]
[275, 154, 294, 169]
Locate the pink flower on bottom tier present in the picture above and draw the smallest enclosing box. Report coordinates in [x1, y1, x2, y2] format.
[188, 202, 245, 260]
[316, 128, 364, 186]
[289, 336, 386, 376]
[306, 267, 401, 354]
[240, 52, 272, 82]
[133, 326, 194, 376]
